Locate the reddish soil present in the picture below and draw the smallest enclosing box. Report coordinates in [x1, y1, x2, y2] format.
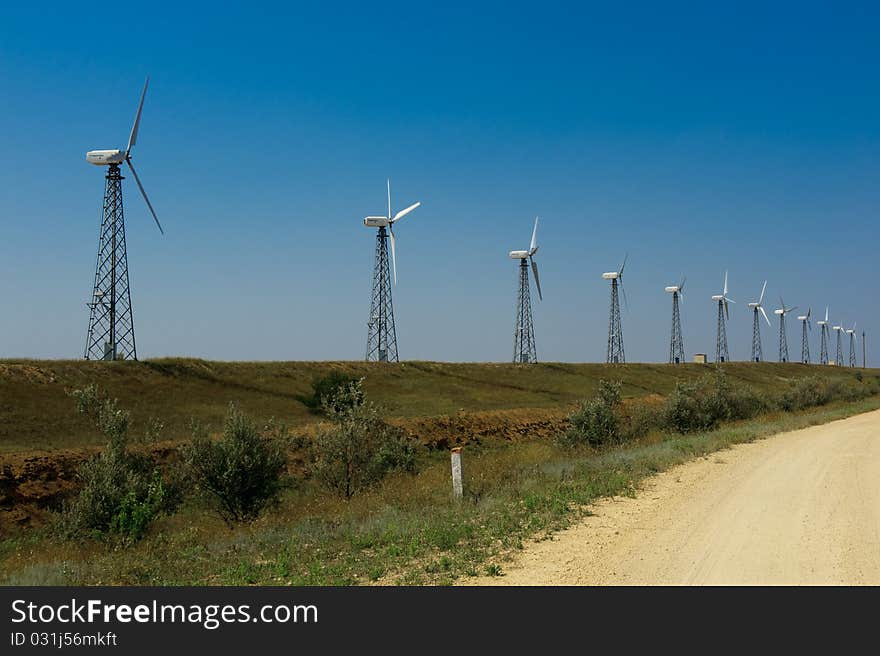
[0, 407, 571, 535]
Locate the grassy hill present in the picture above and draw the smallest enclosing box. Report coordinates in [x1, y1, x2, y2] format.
[1, 358, 874, 452]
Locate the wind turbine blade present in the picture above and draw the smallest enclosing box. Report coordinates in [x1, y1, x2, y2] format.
[679, 275, 686, 292]
[619, 252, 628, 276]
[125, 158, 163, 234]
[726, 296, 736, 304]
[620, 279, 629, 310]
[530, 257, 543, 301]
[760, 305, 771, 327]
[825, 306, 829, 322]
[789, 305, 798, 314]
[389, 226, 397, 285]
[386, 179, 392, 220]
[392, 201, 420, 222]
[724, 299, 730, 320]
[529, 217, 539, 253]
[723, 270, 728, 295]
[759, 280, 767, 305]
[126, 76, 149, 155]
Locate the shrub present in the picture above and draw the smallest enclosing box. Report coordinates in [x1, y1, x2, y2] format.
[309, 380, 416, 498]
[298, 371, 364, 414]
[60, 386, 180, 542]
[621, 400, 665, 440]
[664, 371, 765, 434]
[183, 403, 287, 524]
[559, 380, 622, 448]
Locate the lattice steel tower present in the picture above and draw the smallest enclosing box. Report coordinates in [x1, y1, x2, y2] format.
[602, 257, 627, 364]
[83, 77, 163, 361]
[798, 309, 811, 364]
[712, 271, 733, 363]
[748, 281, 770, 363]
[847, 325, 857, 368]
[835, 326, 844, 365]
[365, 227, 399, 362]
[666, 278, 685, 364]
[715, 299, 729, 363]
[513, 260, 537, 363]
[775, 298, 797, 363]
[509, 218, 543, 364]
[817, 307, 830, 364]
[85, 165, 136, 360]
[362, 180, 421, 363]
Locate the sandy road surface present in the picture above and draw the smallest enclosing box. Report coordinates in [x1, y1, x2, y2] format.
[466, 409, 880, 585]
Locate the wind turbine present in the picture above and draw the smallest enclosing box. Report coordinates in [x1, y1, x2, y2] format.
[363, 179, 421, 362]
[846, 322, 858, 368]
[84, 77, 163, 361]
[665, 276, 685, 364]
[817, 307, 830, 364]
[832, 321, 845, 365]
[602, 255, 627, 363]
[711, 271, 735, 363]
[747, 280, 771, 362]
[797, 308, 812, 364]
[773, 297, 797, 363]
[510, 217, 543, 363]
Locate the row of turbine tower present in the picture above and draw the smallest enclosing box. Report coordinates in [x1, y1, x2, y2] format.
[78, 79, 866, 367]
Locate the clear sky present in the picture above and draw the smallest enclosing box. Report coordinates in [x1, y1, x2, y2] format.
[0, 1, 877, 364]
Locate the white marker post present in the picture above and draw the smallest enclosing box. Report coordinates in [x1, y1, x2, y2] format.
[450, 447, 463, 499]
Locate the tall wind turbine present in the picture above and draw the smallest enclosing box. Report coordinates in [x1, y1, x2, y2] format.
[711, 271, 734, 363]
[833, 321, 845, 365]
[797, 308, 811, 364]
[747, 280, 771, 362]
[774, 297, 797, 363]
[84, 77, 164, 361]
[363, 179, 420, 362]
[665, 277, 685, 364]
[846, 322, 858, 368]
[602, 255, 627, 363]
[509, 218, 543, 363]
[817, 307, 830, 364]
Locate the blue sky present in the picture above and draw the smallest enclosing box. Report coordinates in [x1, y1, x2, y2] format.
[0, 1, 877, 364]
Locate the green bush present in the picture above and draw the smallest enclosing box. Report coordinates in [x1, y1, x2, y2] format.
[183, 404, 287, 524]
[298, 371, 364, 414]
[621, 401, 665, 440]
[664, 370, 765, 434]
[60, 386, 180, 542]
[778, 376, 872, 412]
[560, 380, 622, 448]
[309, 380, 416, 498]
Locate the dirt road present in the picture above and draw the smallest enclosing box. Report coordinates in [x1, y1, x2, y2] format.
[467, 409, 880, 585]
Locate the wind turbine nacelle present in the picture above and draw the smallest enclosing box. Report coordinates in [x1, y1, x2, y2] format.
[773, 309, 784, 315]
[747, 302, 759, 309]
[602, 272, 619, 280]
[797, 315, 808, 321]
[86, 150, 126, 165]
[816, 321, 827, 326]
[509, 250, 529, 259]
[711, 294, 724, 301]
[665, 286, 680, 293]
[363, 216, 390, 228]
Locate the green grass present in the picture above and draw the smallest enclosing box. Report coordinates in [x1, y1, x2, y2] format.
[1, 358, 875, 451]
[3, 395, 878, 586]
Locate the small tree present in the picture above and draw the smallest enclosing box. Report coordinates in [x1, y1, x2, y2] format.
[61, 386, 179, 542]
[183, 404, 287, 525]
[559, 380, 622, 448]
[310, 380, 416, 498]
